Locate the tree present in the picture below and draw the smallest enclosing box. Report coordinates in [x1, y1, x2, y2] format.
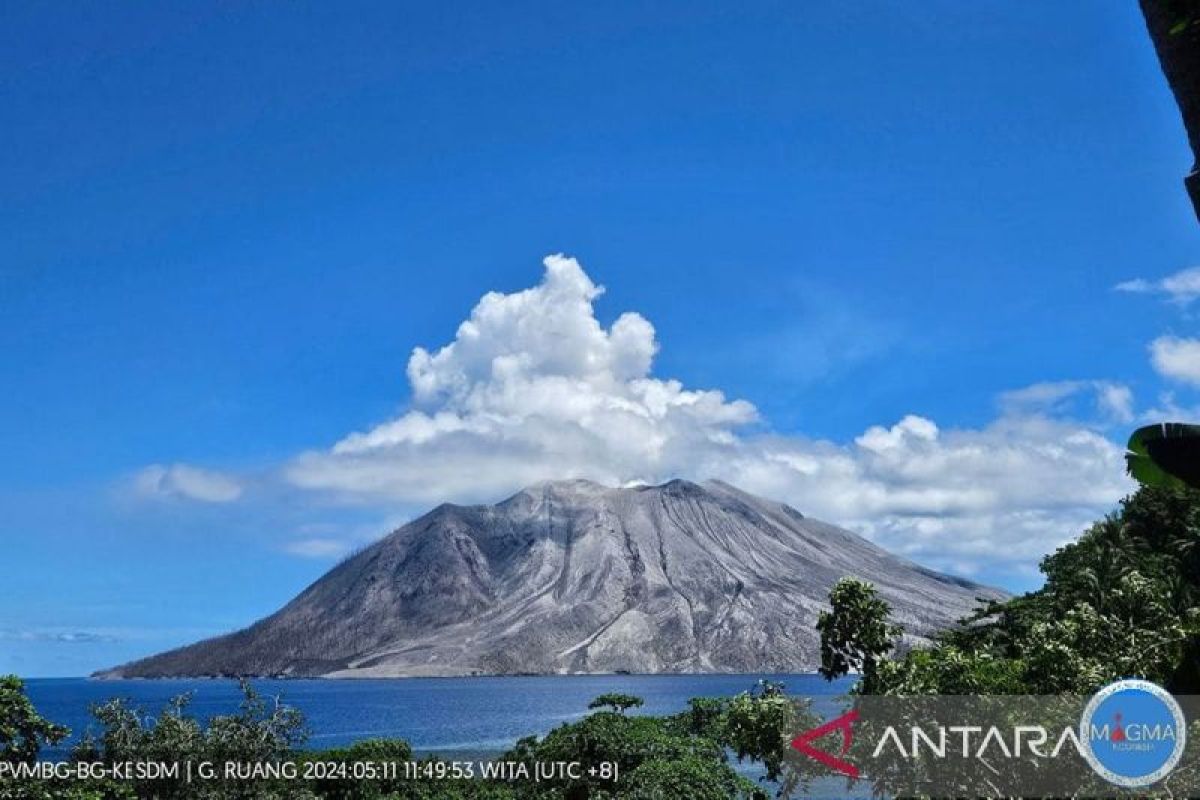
[0, 675, 67, 764]
[816, 578, 901, 694]
[622, 755, 758, 800]
[818, 484, 1200, 800]
[719, 681, 802, 784]
[848, 485, 1200, 698]
[499, 687, 809, 799]
[586, 693, 644, 714]
[71, 679, 307, 799]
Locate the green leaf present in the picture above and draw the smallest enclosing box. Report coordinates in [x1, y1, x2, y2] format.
[1126, 422, 1200, 489]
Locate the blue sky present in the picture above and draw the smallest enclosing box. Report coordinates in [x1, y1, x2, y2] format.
[3, 1, 1199, 676]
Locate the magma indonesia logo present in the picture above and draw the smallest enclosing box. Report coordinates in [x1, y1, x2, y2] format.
[786, 681, 1190, 793]
[1080, 679, 1187, 788]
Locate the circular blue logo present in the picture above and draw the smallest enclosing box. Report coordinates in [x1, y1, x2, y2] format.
[1079, 679, 1186, 787]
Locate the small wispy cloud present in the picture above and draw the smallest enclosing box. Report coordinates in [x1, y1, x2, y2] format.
[283, 538, 352, 559]
[0, 629, 121, 644]
[1115, 266, 1200, 305]
[280, 517, 409, 559]
[133, 463, 243, 503]
[997, 380, 1134, 424]
[1139, 390, 1200, 423]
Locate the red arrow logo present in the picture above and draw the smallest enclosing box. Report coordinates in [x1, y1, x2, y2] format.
[790, 708, 860, 778]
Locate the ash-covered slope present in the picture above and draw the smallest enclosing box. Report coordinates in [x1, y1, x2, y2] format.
[97, 479, 1005, 678]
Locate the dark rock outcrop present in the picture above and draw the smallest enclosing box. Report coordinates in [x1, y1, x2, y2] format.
[1141, 0, 1200, 220]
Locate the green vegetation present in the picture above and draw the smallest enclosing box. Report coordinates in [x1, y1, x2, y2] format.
[816, 578, 901, 695]
[0, 675, 67, 765]
[809, 483, 1200, 798]
[584, 694, 642, 714]
[821, 484, 1200, 697]
[1126, 422, 1200, 491]
[0, 677, 807, 799]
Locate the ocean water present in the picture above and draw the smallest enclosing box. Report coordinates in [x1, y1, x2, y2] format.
[24, 673, 855, 760]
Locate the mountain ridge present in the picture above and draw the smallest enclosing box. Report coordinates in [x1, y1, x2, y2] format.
[96, 479, 1006, 679]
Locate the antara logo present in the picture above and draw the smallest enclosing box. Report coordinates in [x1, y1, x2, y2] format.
[790, 709, 860, 778]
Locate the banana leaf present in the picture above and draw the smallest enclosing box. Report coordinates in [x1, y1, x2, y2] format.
[1126, 422, 1200, 489]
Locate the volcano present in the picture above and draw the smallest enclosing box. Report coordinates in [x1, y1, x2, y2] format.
[97, 479, 1004, 678]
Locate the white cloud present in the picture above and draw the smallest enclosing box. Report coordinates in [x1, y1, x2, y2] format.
[1116, 266, 1200, 305]
[1150, 336, 1200, 386]
[717, 415, 1128, 571]
[289, 255, 756, 504]
[1116, 269, 1200, 397]
[134, 463, 243, 503]
[284, 256, 1133, 576]
[998, 380, 1133, 423]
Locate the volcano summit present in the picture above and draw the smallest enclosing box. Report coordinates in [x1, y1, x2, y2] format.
[98, 479, 1004, 678]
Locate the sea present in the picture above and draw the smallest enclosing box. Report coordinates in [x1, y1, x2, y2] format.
[24, 673, 855, 761]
